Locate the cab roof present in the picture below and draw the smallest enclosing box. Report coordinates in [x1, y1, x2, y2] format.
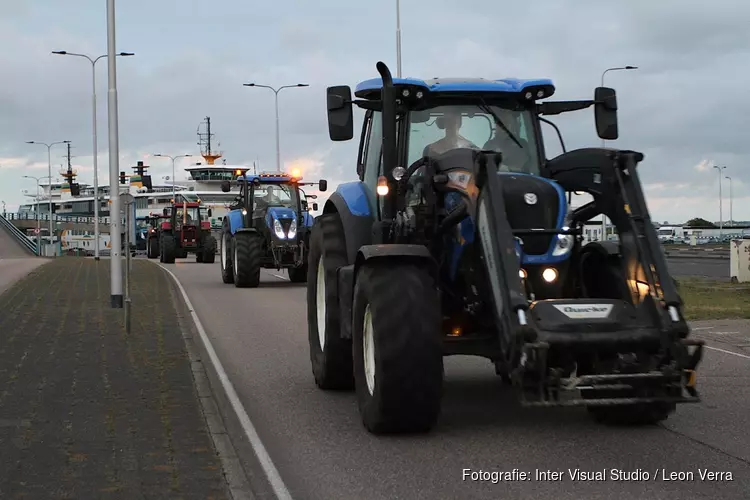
[353, 76, 555, 100]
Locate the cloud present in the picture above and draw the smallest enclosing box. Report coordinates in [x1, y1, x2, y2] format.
[0, 0, 747, 224]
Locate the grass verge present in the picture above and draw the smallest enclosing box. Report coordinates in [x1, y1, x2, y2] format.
[676, 277, 750, 320]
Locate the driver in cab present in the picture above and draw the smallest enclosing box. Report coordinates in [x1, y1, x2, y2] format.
[256, 186, 281, 208]
[423, 110, 477, 157]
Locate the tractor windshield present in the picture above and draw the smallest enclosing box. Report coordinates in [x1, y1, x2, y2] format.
[174, 207, 202, 226]
[253, 183, 298, 210]
[407, 104, 541, 175]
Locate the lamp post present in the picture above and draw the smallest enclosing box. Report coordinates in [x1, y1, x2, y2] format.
[22, 175, 50, 255]
[106, 0, 124, 308]
[51, 50, 134, 261]
[713, 165, 726, 237]
[725, 175, 733, 228]
[242, 83, 309, 172]
[25, 140, 70, 254]
[153, 154, 193, 199]
[599, 65, 638, 240]
[396, 0, 402, 77]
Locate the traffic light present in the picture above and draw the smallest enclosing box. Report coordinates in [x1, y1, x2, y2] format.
[119, 171, 126, 184]
[70, 183, 80, 196]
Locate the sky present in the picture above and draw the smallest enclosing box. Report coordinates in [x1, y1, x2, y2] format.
[0, 0, 747, 224]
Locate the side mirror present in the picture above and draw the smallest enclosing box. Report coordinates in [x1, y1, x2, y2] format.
[318, 179, 328, 192]
[594, 87, 618, 140]
[207, 208, 212, 217]
[326, 86, 354, 141]
[220, 180, 231, 193]
[312, 202, 319, 211]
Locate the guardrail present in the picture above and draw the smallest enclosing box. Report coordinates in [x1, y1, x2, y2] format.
[2, 212, 122, 225]
[0, 214, 38, 255]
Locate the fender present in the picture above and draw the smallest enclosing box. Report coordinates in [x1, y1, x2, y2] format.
[226, 209, 245, 235]
[355, 244, 437, 277]
[323, 182, 374, 265]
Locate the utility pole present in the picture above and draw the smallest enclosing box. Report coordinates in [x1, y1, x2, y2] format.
[107, 0, 123, 308]
[25, 140, 70, 255]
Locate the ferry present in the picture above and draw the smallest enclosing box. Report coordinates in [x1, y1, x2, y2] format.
[17, 118, 251, 247]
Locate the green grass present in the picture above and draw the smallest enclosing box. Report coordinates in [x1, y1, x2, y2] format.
[676, 278, 750, 320]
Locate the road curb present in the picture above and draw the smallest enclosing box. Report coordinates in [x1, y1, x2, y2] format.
[154, 261, 293, 500]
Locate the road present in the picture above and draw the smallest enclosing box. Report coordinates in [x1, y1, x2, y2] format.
[164, 259, 749, 500]
[667, 258, 729, 279]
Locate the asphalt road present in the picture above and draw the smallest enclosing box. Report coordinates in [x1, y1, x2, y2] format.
[166, 259, 750, 500]
[667, 258, 729, 279]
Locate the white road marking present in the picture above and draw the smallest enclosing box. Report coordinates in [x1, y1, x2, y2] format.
[158, 264, 293, 500]
[704, 345, 750, 360]
[271, 274, 288, 281]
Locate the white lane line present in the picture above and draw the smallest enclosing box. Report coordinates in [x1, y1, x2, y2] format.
[158, 264, 293, 500]
[270, 272, 289, 281]
[704, 345, 750, 360]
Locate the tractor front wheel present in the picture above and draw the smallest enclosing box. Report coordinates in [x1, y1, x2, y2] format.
[232, 232, 261, 287]
[220, 230, 234, 284]
[147, 236, 159, 259]
[202, 235, 217, 264]
[161, 234, 177, 264]
[352, 260, 443, 434]
[288, 263, 307, 283]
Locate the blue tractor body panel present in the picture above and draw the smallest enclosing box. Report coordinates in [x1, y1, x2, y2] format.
[334, 182, 372, 217]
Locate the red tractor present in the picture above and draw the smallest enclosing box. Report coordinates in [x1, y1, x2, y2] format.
[157, 200, 217, 264]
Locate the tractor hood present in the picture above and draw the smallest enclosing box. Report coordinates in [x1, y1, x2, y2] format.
[266, 206, 296, 222]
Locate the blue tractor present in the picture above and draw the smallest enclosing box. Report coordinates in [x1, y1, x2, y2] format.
[307, 61, 704, 434]
[219, 170, 327, 287]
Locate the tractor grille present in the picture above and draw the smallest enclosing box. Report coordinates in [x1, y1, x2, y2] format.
[277, 218, 294, 237]
[500, 175, 560, 255]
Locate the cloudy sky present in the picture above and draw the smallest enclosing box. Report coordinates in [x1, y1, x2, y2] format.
[0, 0, 747, 224]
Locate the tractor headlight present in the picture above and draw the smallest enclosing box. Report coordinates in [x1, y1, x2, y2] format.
[552, 227, 574, 256]
[274, 219, 285, 239]
[287, 218, 297, 239]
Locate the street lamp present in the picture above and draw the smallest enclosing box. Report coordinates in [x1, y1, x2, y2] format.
[51, 50, 135, 261]
[725, 176, 733, 228]
[153, 154, 193, 198]
[22, 174, 51, 255]
[599, 65, 638, 240]
[396, 0, 402, 77]
[242, 83, 309, 172]
[713, 165, 726, 237]
[26, 140, 70, 254]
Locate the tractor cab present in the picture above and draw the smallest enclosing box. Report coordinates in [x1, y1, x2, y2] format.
[165, 201, 212, 250]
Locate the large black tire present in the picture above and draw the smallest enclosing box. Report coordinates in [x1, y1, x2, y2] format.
[352, 261, 443, 434]
[307, 213, 354, 390]
[147, 236, 159, 259]
[161, 234, 176, 264]
[288, 263, 307, 283]
[202, 235, 217, 264]
[232, 232, 261, 287]
[220, 228, 234, 284]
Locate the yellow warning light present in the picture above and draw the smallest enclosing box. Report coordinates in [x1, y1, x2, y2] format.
[449, 326, 462, 337]
[376, 176, 389, 196]
[291, 168, 301, 178]
[235, 169, 242, 176]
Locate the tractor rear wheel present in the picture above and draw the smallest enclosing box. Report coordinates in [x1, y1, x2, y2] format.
[161, 234, 177, 264]
[307, 213, 353, 390]
[220, 229, 234, 284]
[202, 235, 217, 264]
[352, 260, 443, 434]
[232, 232, 261, 287]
